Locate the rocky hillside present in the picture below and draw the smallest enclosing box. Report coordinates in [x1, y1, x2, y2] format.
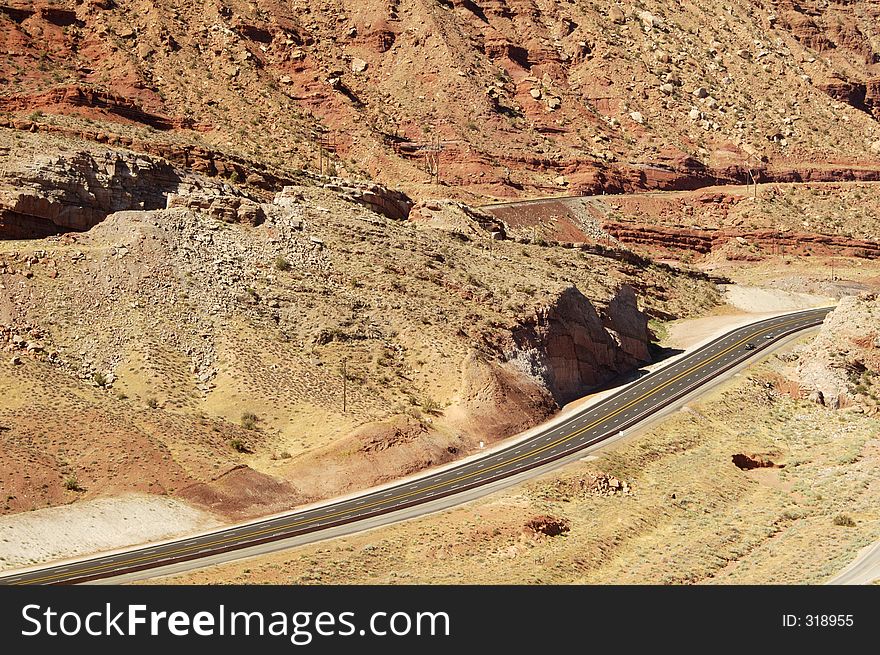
[796, 292, 880, 412]
[0, 148, 721, 517]
[1, 0, 879, 200]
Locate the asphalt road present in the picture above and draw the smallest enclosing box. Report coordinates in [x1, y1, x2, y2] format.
[828, 540, 880, 585]
[0, 307, 831, 585]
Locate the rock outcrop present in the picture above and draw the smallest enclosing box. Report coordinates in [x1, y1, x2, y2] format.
[506, 285, 651, 405]
[523, 515, 570, 537]
[602, 222, 880, 260]
[3, 0, 880, 199]
[0, 147, 254, 239]
[0, 150, 178, 238]
[797, 294, 880, 413]
[166, 192, 267, 226]
[446, 351, 558, 443]
[409, 199, 507, 240]
[315, 177, 413, 221]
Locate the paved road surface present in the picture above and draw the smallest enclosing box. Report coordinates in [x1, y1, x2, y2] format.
[0, 307, 831, 584]
[828, 540, 880, 585]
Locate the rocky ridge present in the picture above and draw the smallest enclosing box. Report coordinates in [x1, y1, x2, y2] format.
[1, 0, 879, 199]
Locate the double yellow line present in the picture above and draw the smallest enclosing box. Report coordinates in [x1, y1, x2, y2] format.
[14, 311, 822, 584]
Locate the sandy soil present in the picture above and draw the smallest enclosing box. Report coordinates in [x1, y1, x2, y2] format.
[0, 494, 220, 571]
[721, 285, 833, 314]
[661, 284, 831, 352]
[662, 309, 771, 351]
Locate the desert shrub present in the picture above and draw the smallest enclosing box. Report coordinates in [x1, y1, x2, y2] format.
[833, 514, 856, 527]
[64, 476, 83, 492]
[421, 397, 442, 415]
[241, 412, 259, 430]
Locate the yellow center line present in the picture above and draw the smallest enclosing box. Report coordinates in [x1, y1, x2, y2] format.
[16, 312, 820, 584]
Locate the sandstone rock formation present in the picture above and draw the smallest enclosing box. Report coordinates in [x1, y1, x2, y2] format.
[523, 515, 570, 537]
[0, 150, 182, 238]
[409, 200, 507, 240]
[602, 222, 880, 260]
[0, 143, 261, 239]
[506, 285, 651, 405]
[0, 132, 415, 239]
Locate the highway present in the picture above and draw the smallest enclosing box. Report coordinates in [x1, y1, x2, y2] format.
[0, 307, 831, 585]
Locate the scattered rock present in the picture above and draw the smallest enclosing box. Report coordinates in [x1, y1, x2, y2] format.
[523, 515, 570, 537]
[732, 453, 782, 470]
[608, 6, 625, 24]
[636, 10, 657, 30]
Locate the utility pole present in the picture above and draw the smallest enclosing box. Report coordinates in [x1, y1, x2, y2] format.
[424, 133, 442, 184]
[342, 357, 348, 414]
[746, 153, 759, 199]
[317, 133, 335, 176]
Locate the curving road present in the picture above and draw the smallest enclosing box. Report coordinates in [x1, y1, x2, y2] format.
[0, 307, 831, 585]
[828, 540, 880, 585]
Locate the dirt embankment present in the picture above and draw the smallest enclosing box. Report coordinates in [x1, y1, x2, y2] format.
[602, 223, 880, 260]
[0, 494, 220, 571]
[148, 365, 880, 585]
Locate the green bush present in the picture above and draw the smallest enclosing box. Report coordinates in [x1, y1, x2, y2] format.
[230, 437, 249, 453]
[421, 397, 443, 415]
[64, 476, 83, 492]
[241, 412, 259, 430]
[833, 514, 856, 527]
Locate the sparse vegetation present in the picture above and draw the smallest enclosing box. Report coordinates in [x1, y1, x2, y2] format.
[63, 476, 83, 492]
[421, 397, 443, 415]
[241, 412, 259, 430]
[230, 437, 249, 453]
[833, 514, 857, 527]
